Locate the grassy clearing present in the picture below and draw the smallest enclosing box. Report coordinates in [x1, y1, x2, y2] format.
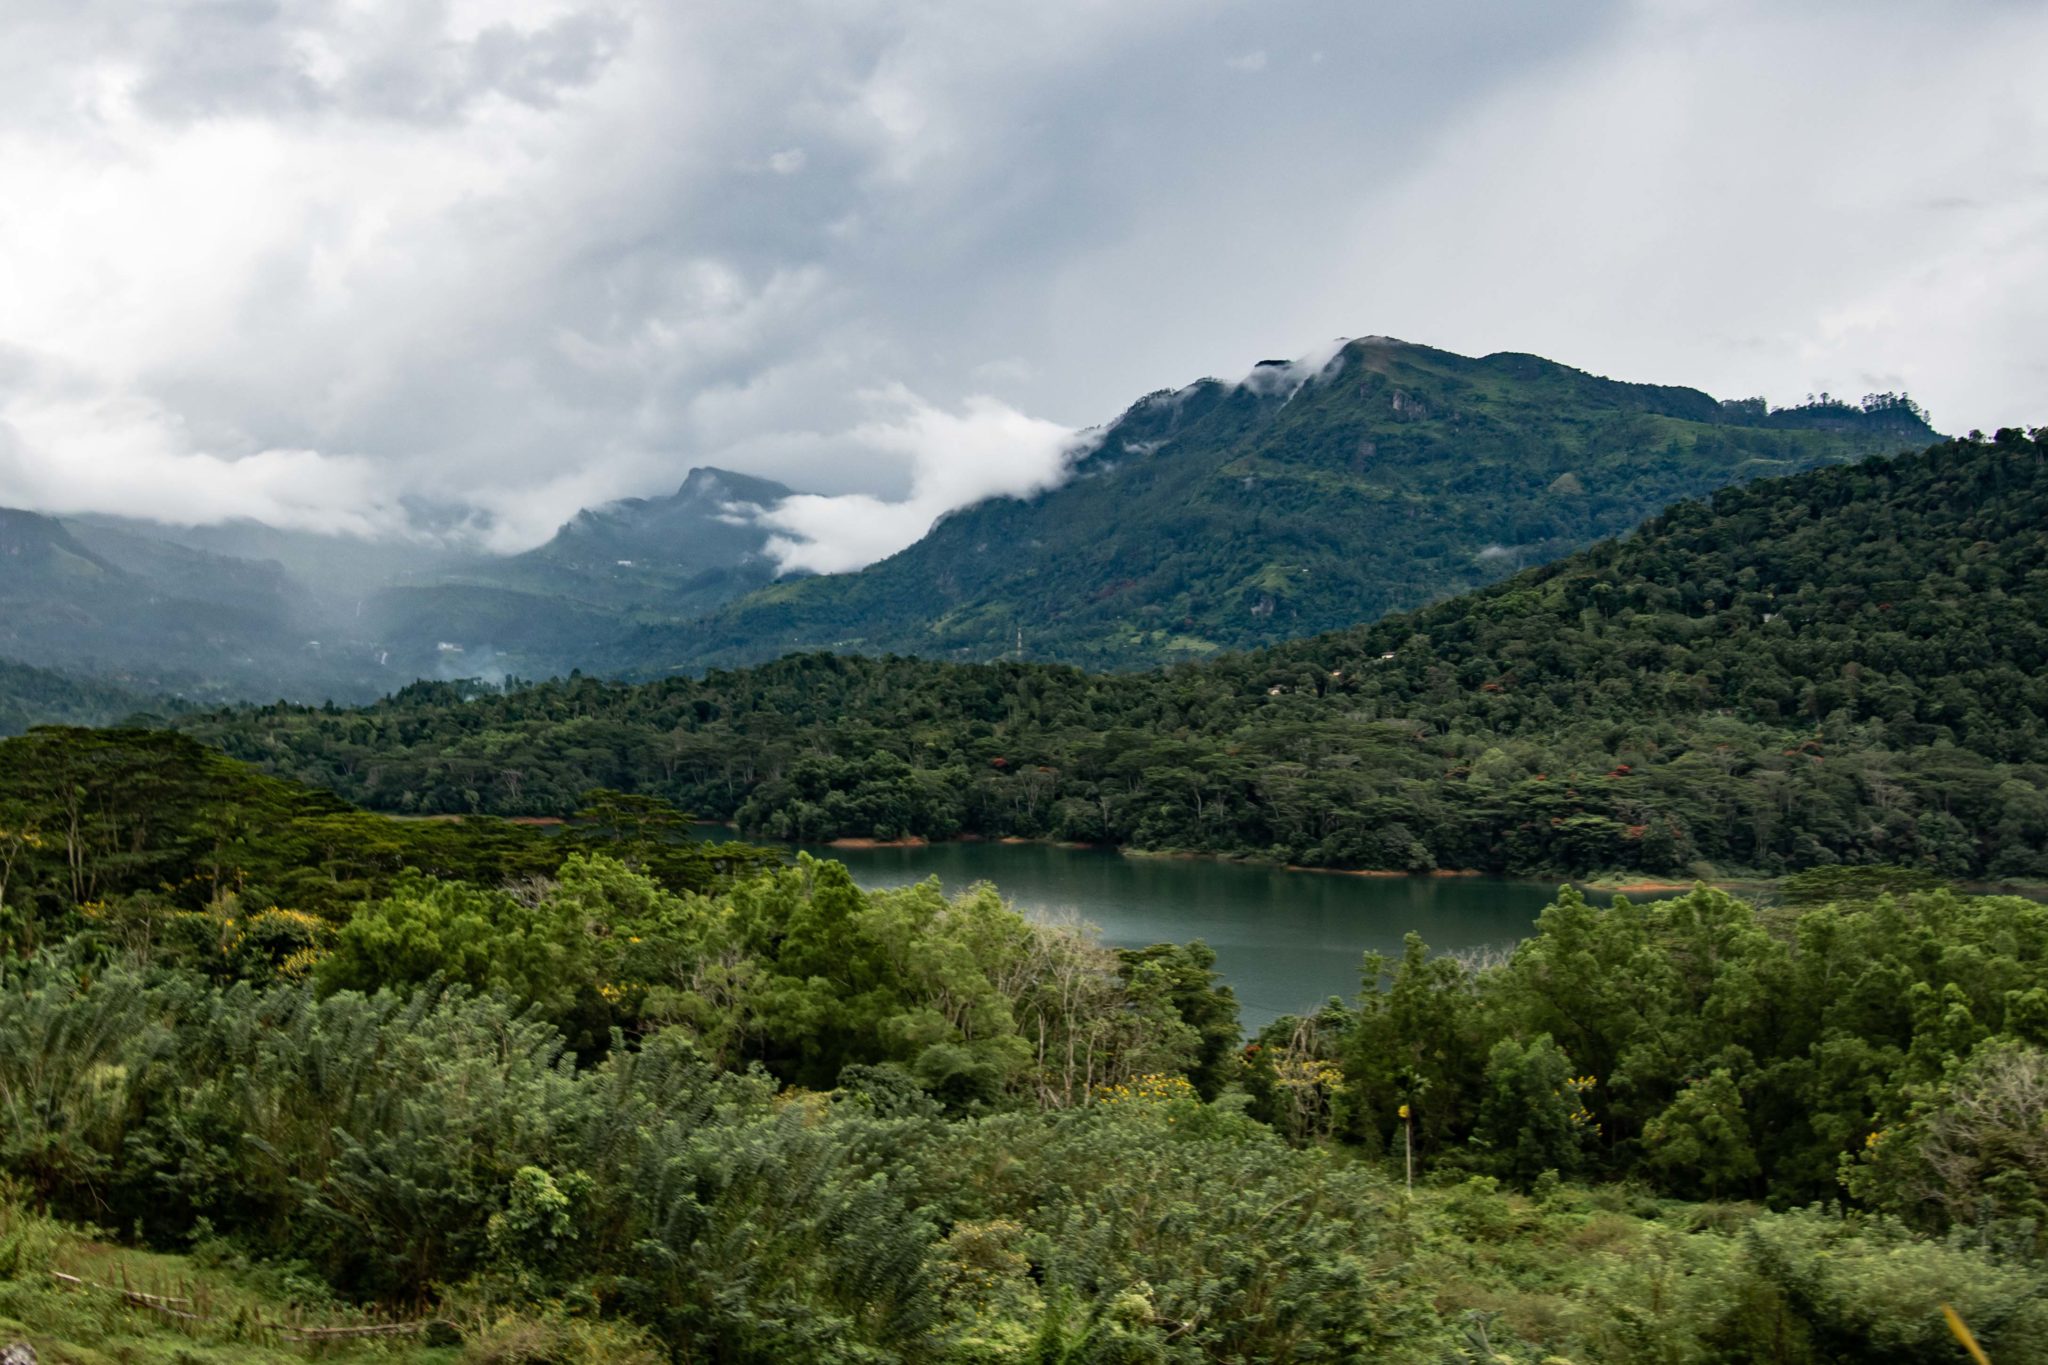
[0, 1202, 662, 1365]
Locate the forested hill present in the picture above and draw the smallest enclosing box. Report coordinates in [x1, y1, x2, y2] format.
[612, 337, 1936, 673]
[186, 430, 2048, 881]
[0, 656, 157, 735]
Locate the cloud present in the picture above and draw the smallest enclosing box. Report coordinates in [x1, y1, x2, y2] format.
[0, 391, 401, 536]
[0, 0, 2041, 574]
[757, 391, 1082, 574]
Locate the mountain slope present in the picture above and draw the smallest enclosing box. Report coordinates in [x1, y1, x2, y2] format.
[354, 467, 805, 682]
[434, 466, 800, 615]
[623, 339, 1935, 673]
[10, 468, 806, 697]
[187, 429, 2047, 880]
[0, 656, 156, 735]
[0, 509, 376, 700]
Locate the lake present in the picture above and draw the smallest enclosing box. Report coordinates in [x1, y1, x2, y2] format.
[703, 833, 1589, 1030]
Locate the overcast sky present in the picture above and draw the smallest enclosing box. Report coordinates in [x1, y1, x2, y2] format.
[0, 0, 2042, 568]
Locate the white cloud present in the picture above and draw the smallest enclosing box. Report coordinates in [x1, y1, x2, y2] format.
[757, 391, 1081, 574]
[1225, 50, 1268, 72]
[0, 391, 400, 535]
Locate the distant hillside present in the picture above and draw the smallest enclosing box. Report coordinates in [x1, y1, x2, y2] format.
[615, 338, 1937, 673]
[0, 655, 155, 735]
[0, 509, 382, 701]
[187, 430, 2048, 881]
[28, 467, 807, 696]
[485, 466, 797, 612]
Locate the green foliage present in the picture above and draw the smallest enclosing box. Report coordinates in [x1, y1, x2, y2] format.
[1472, 1034, 1598, 1185]
[0, 727, 779, 956]
[1643, 1071, 1761, 1198]
[1293, 883, 2048, 1215]
[0, 656, 155, 737]
[7, 682, 2048, 1360]
[182, 431, 2048, 881]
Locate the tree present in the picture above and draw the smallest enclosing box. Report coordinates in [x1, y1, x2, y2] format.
[1643, 1069, 1760, 1198]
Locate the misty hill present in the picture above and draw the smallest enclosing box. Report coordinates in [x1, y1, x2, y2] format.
[617, 339, 1936, 673]
[355, 467, 802, 681]
[67, 512, 460, 608]
[0, 655, 158, 735]
[0, 509, 374, 701]
[64, 517, 311, 623]
[487, 466, 796, 612]
[188, 429, 2048, 882]
[400, 466, 798, 613]
[6, 468, 805, 697]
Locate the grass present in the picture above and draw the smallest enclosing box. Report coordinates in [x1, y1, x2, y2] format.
[0, 1199, 457, 1363]
[0, 1201, 661, 1364]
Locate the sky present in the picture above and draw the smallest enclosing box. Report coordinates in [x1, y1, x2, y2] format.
[0, 0, 2042, 571]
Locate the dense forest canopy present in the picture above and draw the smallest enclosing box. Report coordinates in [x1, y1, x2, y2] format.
[185, 430, 2048, 881]
[3, 726, 2048, 1360]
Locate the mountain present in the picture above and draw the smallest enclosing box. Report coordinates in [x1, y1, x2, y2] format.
[0, 344, 1939, 699]
[0, 509, 373, 700]
[354, 467, 802, 682]
[66, 513, 460, 609]
[476, 466, 796, 612]
[6, 467, 805, 697]
[616, 338, 1937, 673]
[64, 518, 311, 622]
[186, 429, 2048, 881]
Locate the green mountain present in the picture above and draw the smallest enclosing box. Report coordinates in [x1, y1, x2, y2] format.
[0, 344, 1939, 699]
[187, 429, 2048, 880]
[615, 338, 1936, 673]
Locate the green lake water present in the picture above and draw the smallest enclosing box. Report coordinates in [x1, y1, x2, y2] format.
[707, 833, 1586, 1030]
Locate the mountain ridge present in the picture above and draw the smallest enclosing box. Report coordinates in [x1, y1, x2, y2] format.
[606, 337, 1937, 674]
[0, 339, 1938, 703]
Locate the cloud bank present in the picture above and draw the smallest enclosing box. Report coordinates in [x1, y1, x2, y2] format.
[758, 391, 1082, 574]
[0, 0, 2040, 564]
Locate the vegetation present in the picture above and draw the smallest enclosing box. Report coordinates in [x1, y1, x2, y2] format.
[1, 727, 2045, 1360]
[188, 430, 2048, 881]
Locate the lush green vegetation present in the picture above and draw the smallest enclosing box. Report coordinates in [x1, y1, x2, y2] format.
[3, 728, 2046, 1361]
[632, 341, 1933, 673]
[187, 431, 2048, 881]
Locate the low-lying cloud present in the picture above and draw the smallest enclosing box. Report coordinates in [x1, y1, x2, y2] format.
[757, 391, 1082, 574]
[0, 391, 402, 536]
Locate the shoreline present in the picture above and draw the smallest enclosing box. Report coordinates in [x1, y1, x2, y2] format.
[704, 821, 1700, 884]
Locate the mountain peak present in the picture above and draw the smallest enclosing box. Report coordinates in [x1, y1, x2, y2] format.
[676, 467, 795, 506]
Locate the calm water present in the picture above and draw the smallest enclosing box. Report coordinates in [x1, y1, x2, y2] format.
[702, 832, 1579, 1030]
